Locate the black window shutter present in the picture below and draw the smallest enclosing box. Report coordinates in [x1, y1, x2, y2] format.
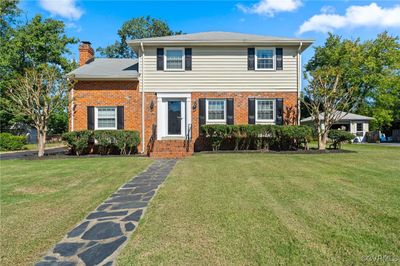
[199, 98, 206, 133]
[87, 106, 94, 130]
[248, 98, 255, 124]
[227, 98, 234, 125]
[248, 48, 255, 70]
[185, 48, 192, 70]
[117, 106, 124, 129]
[276, 98, 284, 125]
[276, 48, 283, 70]
[157, 48, 164, 70]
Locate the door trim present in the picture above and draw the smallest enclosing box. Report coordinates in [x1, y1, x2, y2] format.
[157, 93, 191, 140]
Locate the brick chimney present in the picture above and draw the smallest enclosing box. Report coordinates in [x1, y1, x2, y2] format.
[79, 41, 94, 66]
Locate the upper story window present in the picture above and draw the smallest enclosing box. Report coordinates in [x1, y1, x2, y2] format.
[165, 48, 184, 70]
[95, 107, 117, 130]
[256, 99, 275, 123]
[206, 99, 226, 124]
[255, 48, 275, 70]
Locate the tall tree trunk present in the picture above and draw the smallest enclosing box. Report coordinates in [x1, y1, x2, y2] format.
[37, 128, 46, 157]
[318, 131, 329, 150]
[317, 134, 326, 150]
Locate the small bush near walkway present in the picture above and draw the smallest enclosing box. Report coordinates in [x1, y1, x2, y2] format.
[201, 125, 313, 151]
[62, 130, 140, 156]
[0, 133, 27, 151]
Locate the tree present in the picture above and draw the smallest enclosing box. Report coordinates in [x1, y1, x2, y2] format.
[97, 16, 182, 58]
[0, 0, 20, 38]
[305, 32, 400, 131]
[8, 67, 73, 157]
[0, 0, 21, 132]
[0, 12, 77, 132]
[302, 67, 357, 150]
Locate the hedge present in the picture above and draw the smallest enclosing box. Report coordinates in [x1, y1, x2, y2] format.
[0, 133, 27, 151]
[201, 125, 313, 151]
[328, 130, 355, 149]
[62, 130, 140, 156]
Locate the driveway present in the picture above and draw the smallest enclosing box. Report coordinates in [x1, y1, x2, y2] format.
[361, 143, 400, 147]
[0, 147, 66, 160]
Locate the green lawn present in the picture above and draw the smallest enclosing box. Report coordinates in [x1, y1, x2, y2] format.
[0, 157, 151, 266]
[118, 145, 400, 265]
[0, 142, 65, 154]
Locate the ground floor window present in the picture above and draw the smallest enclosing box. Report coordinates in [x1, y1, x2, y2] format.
[356, 122, 364, 136]
[95, 107, 117, 129]
[256, 99, 275, 123]
[206, 99, 226, 123]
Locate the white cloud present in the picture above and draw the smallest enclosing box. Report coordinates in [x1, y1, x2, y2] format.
[237, 0, 302, 17]
[65, 22, 82, 32]
[299, 3, 400, 34]
[320, 5, 336, 14]
[39, 0, 83, 20]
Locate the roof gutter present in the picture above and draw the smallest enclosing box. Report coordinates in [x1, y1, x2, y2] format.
[66, 76, 139, 81]
[127, 40, 314, 45]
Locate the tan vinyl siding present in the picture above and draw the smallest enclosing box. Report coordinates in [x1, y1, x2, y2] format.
[140, 46, 298, 92]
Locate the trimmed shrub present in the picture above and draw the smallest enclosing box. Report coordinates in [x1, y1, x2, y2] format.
[62, 130, 140, 156]
[328, 130, 355, 149]
[0, 133, 27, 151]
[200, 125, 312, 151]
[62, 130, 93, 155]
[93, 130, 140, 155]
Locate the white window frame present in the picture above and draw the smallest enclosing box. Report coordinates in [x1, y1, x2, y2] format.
[95, 107, 117, 130]
[255, 99, 275, 124]
[206, 99, 227, 124]
[164, 47, 185, 71]
[255, 47, 275, 71]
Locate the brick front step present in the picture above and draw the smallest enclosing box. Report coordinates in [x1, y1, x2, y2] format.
[149, 140, 193, 158]
[149, 151, 193, 158]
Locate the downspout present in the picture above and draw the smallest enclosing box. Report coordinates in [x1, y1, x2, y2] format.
[297, 42, 303, 125]
[68, 75, 75, 132]
[71, 87, 74, 131]
[140, 42, 145, 154]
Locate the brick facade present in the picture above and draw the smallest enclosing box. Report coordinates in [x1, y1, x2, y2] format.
[190, 91, 298, 142]
[70, 82, 298, 156]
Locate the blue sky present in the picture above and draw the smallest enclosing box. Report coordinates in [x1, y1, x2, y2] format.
[20, 0, 400, 67]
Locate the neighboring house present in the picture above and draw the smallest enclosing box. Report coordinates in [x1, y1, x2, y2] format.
[68, 32, 313, 157]
[10, 122, 38, 144]
[301, 111, 374, 142]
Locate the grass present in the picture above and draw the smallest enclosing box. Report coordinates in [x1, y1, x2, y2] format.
[0, 142, 65, 154]
[118, 144, 400, 265]
[23, 142, 65, 150]
[0, 156, 151, 266]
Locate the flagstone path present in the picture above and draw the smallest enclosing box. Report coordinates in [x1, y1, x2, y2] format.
[36, 159, 177, 266]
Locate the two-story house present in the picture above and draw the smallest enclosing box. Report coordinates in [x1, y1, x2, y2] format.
[68, 32, 313, 157]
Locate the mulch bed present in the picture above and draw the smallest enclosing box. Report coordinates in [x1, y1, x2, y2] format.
[196, 149, 356, 155]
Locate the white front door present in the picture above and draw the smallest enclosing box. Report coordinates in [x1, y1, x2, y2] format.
[157, 93, 191, 140]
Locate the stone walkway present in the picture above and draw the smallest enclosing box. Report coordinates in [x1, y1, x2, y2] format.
[36, 159, 177, 266]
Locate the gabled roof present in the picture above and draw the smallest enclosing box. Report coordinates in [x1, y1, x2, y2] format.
[301, 111, 374, 123]
[128, 31, 313, 52]
[131, 31, 312, 42]
[67, 58, 138, 80]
